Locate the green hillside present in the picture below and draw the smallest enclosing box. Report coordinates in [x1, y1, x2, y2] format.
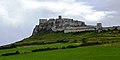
[0, 46, 120, 60]
[0, 30, 120, 60]
[1, 30, 120, 48]
[18, 30, 120, 44]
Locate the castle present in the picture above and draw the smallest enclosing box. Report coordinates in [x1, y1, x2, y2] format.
[32, 16, 120, 35]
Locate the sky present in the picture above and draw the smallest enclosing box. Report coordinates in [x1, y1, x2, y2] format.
[0, 0, 120, 46]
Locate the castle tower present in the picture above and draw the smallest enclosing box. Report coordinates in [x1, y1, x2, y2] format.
[58, 15, 62, 19]
[96, 23, 102, 32]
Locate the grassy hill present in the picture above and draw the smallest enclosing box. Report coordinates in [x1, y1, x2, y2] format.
[1, 30, 120, 48]
[0, 46, 120, 60]
[16, 30, 120, 45]
[0, 30, 120, 60]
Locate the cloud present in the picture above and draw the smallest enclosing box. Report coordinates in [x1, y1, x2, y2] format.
[0, 0, 24, 26]
[19, 0, 114, 22]
[0, 0, 115, 26]
[84, 11, 106, 21]
[80, 0, 120, 26]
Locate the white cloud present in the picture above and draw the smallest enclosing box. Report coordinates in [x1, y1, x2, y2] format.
[0, 0, 115, 27]
[0, 0, 24, 26]
[84, 11, 106, 21]
[20, 0, 112, 22]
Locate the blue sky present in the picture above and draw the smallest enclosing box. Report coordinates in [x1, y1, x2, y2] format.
[0, 0, 120, 46]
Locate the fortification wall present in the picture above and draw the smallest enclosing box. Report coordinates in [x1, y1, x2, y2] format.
[64, 28, 95, 33]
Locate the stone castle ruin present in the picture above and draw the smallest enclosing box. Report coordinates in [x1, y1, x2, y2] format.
[32, 16, 120, 35]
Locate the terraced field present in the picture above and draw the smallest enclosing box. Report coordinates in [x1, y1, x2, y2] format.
[0, 43, 80, 55]
[0, 30, 120, 60]
[0, 46, 120, 60]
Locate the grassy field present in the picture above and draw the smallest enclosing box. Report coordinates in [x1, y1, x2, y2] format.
[0, 46, 120, 60]
[0, 30, 120, 60]
[0, 43, 80, 55]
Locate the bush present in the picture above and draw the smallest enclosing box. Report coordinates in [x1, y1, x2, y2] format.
[80, 42, 101, 46]
[32, 47, 57, 52]
[0, 44, 16, 50]
[56, 39, 69, 43]
[61, 47, 66, 49]
[66, 45, 78, 48]
[71, 40, 77, 43]
[1, 50, 20, 56]
[81, 38, 87, 44]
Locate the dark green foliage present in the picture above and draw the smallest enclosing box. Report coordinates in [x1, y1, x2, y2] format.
[56, 39, 69, 43]
[31, 44, 80, 53]
[61, 47, 66, 49]
[31, 47, 58, 52]
[1, 51, 20, 56]
[71, 40, 77, 43]
[81, 38, 87, 44]
[80, 42, 101, 46]
[66, 45, 78, 48]
[0, 44, 16, 49]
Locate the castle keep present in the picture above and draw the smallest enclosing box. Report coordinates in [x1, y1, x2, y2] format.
[32, 16, 120, 35]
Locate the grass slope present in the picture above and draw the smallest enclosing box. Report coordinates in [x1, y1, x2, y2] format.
[0, 43, 79, 55]
[0, 46, 120, 60]
[16, 30, 120, 46]
[0, 30, 119, 49]
[0, 30, 98, 48]
[18, 31, 96, 44]
[0, 30, 120, 60]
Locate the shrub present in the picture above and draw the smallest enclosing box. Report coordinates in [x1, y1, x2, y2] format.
[61, 47, 66, 49]
[81, 38, 87, 44]
[1, 50, 20, 56]
[80, 42, 101, 46]
[66, 45, 78, 48]
[0, 44, 16, 50]
[31, 47, 56, 52]
[56, 39, 69, 43]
